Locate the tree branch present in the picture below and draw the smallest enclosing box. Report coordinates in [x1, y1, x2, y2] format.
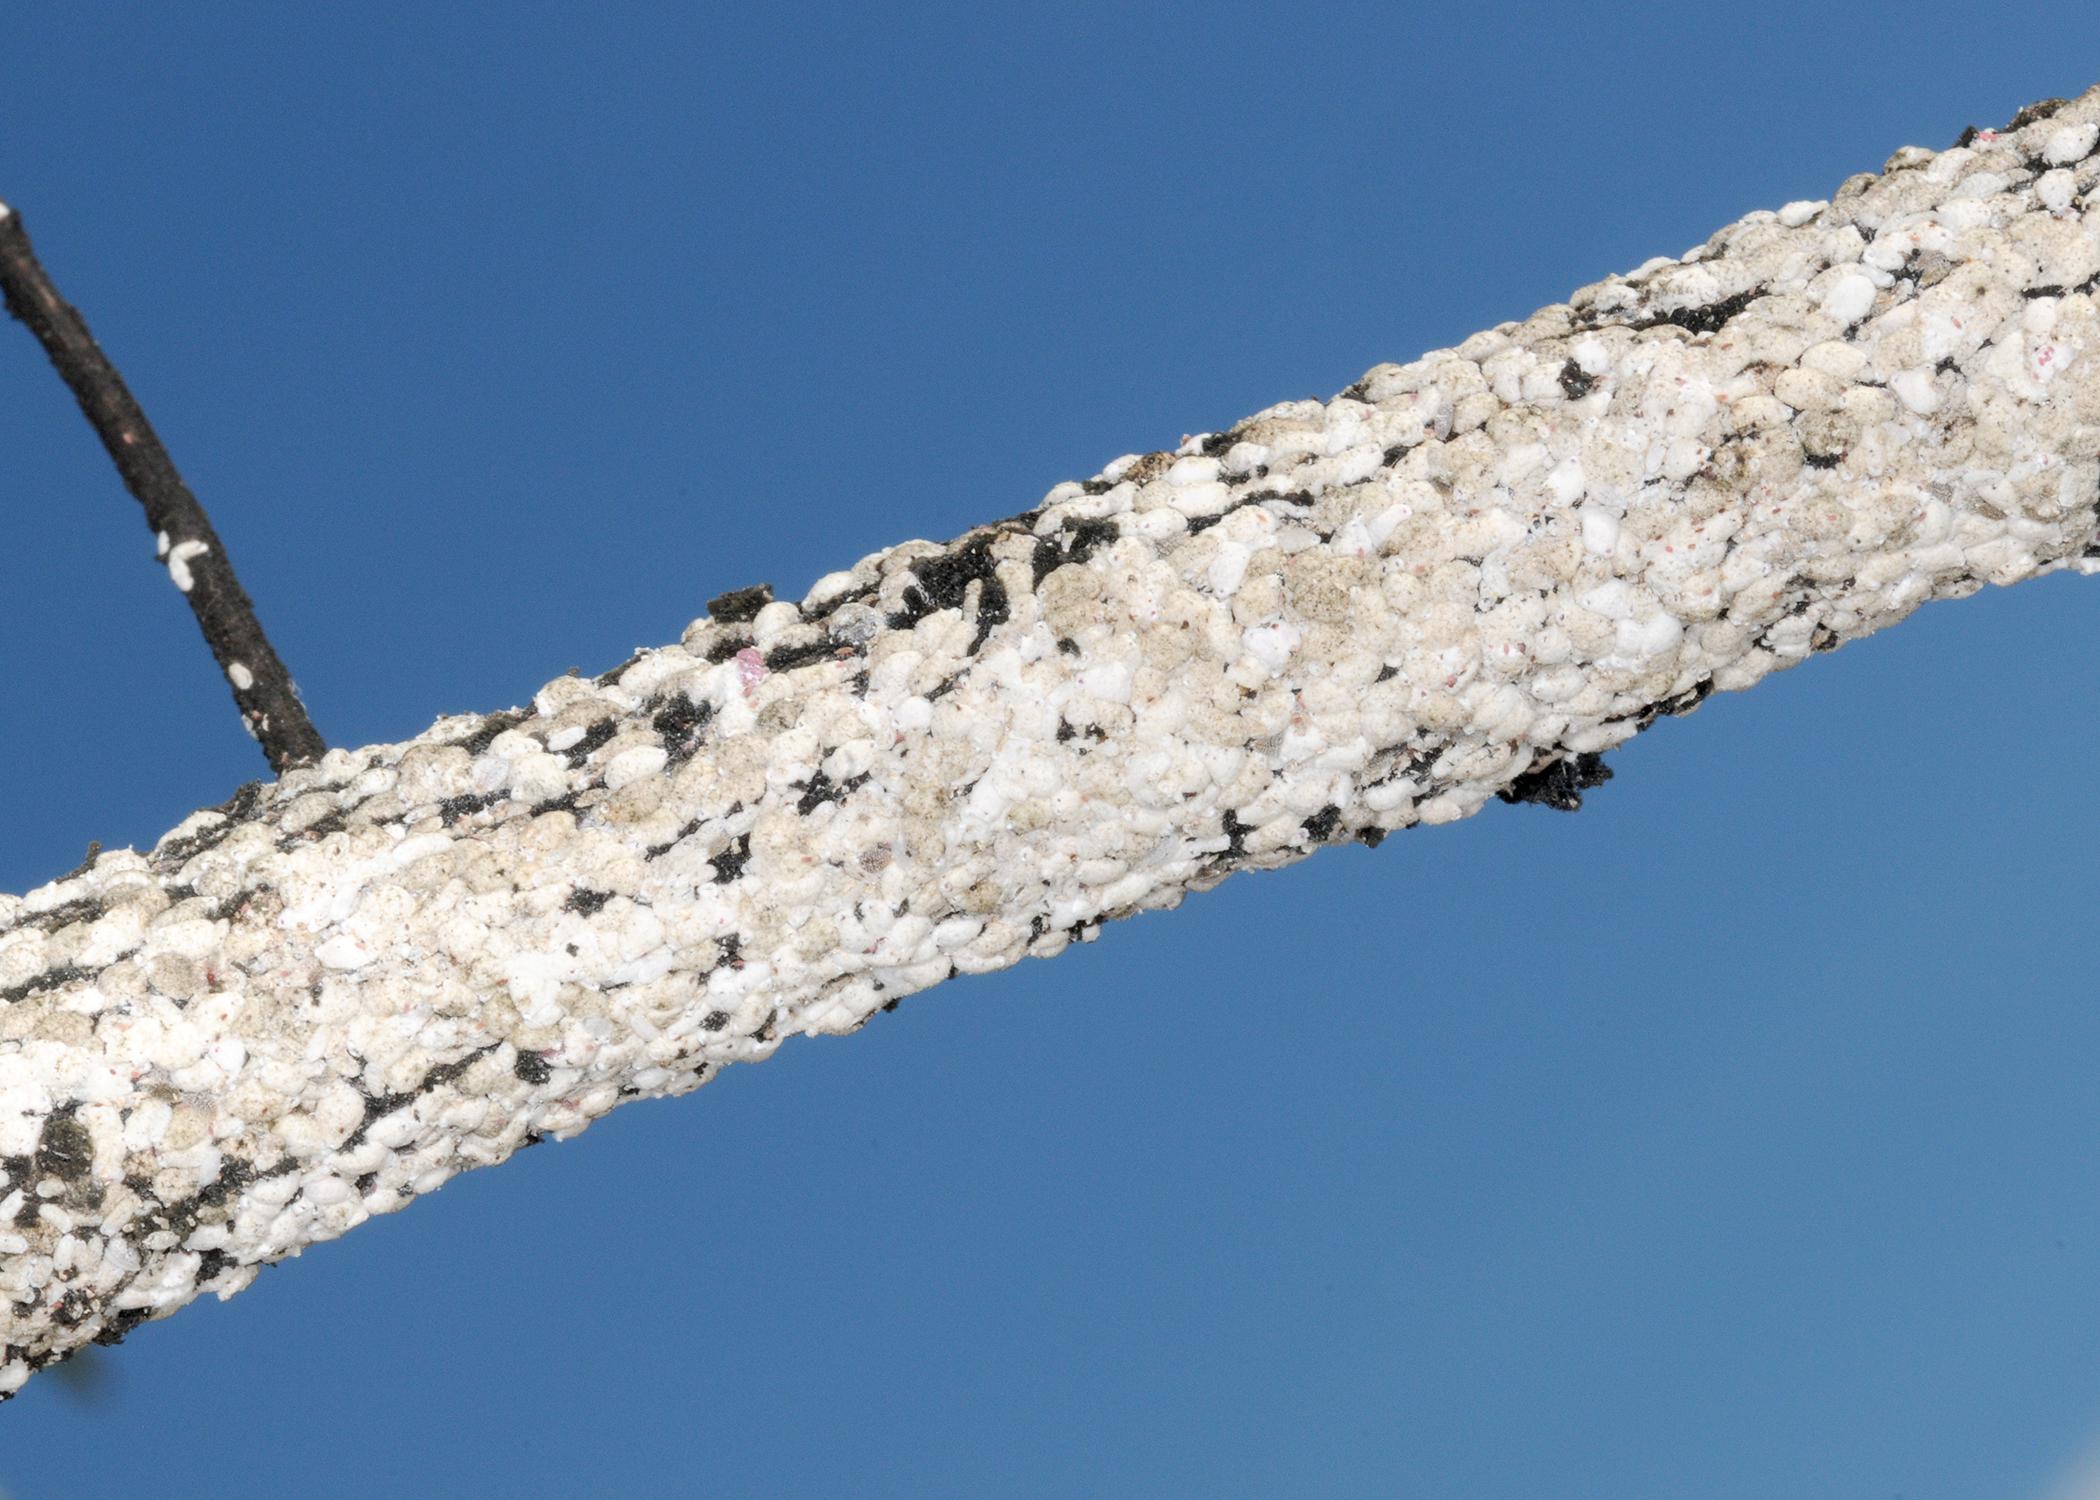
[2, 89, 2098, 1398]
[0, 201, 325, 773]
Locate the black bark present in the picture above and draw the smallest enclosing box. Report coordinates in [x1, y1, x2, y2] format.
[0, 203, 324, 772]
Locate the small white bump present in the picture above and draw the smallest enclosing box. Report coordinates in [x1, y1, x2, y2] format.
[164, 539, 211, 593]
[2042, 120, 2098, 165]
[1819, 270, 1877, 324]
[1578, 505, 1620, 555]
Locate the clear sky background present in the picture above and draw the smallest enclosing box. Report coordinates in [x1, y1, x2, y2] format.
[3, 6, 2098, 1497]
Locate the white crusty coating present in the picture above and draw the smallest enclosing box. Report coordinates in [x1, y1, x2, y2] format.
[4, 90, 2100, 1395]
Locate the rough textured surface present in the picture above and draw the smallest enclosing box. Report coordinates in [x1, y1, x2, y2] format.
[4, 89, 2099, 1398]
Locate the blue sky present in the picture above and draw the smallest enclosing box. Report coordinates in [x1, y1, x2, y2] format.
[4, 6, 2099, 1496]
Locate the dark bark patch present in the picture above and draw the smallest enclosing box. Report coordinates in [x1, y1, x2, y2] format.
[707, 584, 774, 623]
[452, 709, 530, 755]
[2, 964, 93, 1006]
[795, 769, 870, 816]
[1498, 751, 1613, 812]
[1658, 676, 1715, 717]
[439, 791, 503, 827]
[646, 817, 703, 861]
[764, 636, 841, 673]
[710, 831, 752, 884]
[92, 1307, 153, 1346]
[1633, 286, 1761, 337]
[1299, 804, 1342, 844]
[1031, 517, 1120, 584]
[152, 781, 267, 870]
[287, 808, 350, 844]
[650, 693, 714, 763]
[561, 719, 618, 768]
[2007, 97, 2070, 132]
[593, 653, 649, 689]
[889, 535, 1012, 653]
[343, 1045, 499, 1150]
[33, 1104, 92, 1185]
[16, 896, 109, 935]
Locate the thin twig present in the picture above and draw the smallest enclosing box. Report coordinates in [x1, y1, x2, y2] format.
[0, 199, 325, 772]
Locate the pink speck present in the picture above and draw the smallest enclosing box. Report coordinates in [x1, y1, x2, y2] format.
[735, 647, 768, 696]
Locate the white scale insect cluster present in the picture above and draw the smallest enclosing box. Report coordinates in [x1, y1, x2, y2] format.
[4, 90, 2099, 1397]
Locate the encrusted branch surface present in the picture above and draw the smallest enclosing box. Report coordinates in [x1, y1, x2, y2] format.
[5, 91, 2100, 1397]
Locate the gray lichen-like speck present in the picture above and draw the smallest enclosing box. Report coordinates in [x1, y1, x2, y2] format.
[5, 90, 2100, 1396]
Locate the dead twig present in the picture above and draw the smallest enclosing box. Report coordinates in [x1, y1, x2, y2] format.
[0, 200, 324, 772]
